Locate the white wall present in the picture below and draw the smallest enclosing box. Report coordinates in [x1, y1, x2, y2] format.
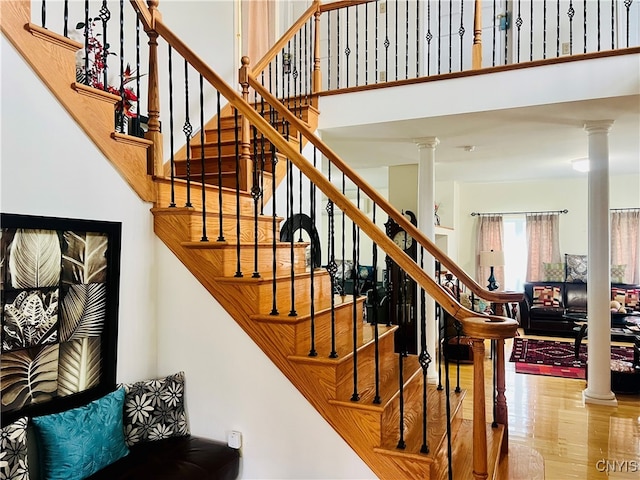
[1, 12, 375, 479]
[1, 37, 157, 383]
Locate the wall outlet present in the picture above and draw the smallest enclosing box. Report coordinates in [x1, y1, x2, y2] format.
[562, 42, 570, 55]
[379, 71, 386, 82]
[227, 430, 242, 449]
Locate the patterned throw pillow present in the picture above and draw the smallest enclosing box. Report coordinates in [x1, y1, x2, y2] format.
[611, 288, 627, 307]
[543, 263, 565, 282]
[532, 286, 562, 307]
[610, 264, 627, 284]
[625, 289, 640, 311]
[0, 417, 29, 480]
[121, 371, 190, 446]
[565, 254, 588, 283]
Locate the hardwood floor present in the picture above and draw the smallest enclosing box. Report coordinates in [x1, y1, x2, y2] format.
[452, 333, 640, 479]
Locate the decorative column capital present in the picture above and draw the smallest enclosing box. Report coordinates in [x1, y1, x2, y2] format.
[413, 137, 439, 150]
[584, 120, 614, 135]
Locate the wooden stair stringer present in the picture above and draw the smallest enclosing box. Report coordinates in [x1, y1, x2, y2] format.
[152, 206, 442, 479]
[0, 1, 154, 202]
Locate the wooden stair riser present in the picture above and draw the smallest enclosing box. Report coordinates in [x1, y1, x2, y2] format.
[183, 242, 308, 277]
[216, 271, 333, 317]
[175, 156, 253, 191]
[201, 127, 301, 153]
[154, 207, 279, 243]
[155, 180, 255, 216]
[292, 299, 365, 356]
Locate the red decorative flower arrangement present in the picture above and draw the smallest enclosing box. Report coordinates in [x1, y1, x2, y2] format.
[74, 19, 140, 119]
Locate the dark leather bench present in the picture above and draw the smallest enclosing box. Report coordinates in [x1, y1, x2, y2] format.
[87, 435, 240, 480]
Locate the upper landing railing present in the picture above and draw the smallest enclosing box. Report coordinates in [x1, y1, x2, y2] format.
[252, 0, 639, 100]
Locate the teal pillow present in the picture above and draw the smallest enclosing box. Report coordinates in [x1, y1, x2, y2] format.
[32, 388, 129, 480]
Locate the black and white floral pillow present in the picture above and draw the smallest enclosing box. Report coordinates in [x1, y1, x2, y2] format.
[120, 371, 190, 446]
[565, 254, 588, 283]
[0, 417, 29, 480]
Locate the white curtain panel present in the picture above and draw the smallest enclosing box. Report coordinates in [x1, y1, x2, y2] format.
[525, 213, 561, 282]
[475, 215, 504, 290]
[611, 210, 640, 284]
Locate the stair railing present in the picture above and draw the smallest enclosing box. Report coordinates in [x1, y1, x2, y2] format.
[16, 1, 522, 476]
[253, 0, 640, 96]
[134, 2, 523, 476]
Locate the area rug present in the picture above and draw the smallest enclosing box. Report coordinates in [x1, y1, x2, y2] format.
[509, 338, 634, 379]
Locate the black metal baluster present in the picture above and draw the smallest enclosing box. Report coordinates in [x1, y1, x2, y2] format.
[216, 91, 224, 240]
[356, 4, 359, 87]
[63, 1, 69, 37]
[298, 134, 303, 242]
[293, 33, 298, 118]
[365, 2, 369, 85]
[396, 0, 399, 80]
[568, 0, 575, 55]
[454, 319, 462, 393]
[286, 41, 292, 112]
[304, 20, 309, 108]
[612, 0, 616, 49]
[41, 0, 46, 28]
[350, 193, 360, 402]
[183, 60, 193, 208]
[504, 0, 510, 64]
[270, 137, 279, 316]
[337, 8, 341, 88]
[556, 0, 561, 57]
[585, 0, 589, 53]
[168, 45, 176, 208]
[596, 0, 600, 52]
[385, 0, 390, 80]
[327, 162, 338, 358]
[234, 109, 242, 278]
[397, 313, 406, 450]
[135, 15, 141, 127]
[259, 88, 266, 215]
[405, 0, 409, 79]
[372, 203, 381, 405]
[117, 0, 125, 133]
[427, 1, 432, 75]
[345, 5, 350, 88]
[308, 146, 318, 358]
[84, 1, 89, 84]
[448, 0, 452, 72]
[341, 173, 346, 295]
[252, 126, 260, 278]
[375, 0, 379, 83]
[530, 0, 534, 61]
[416, 0, 420, 77]
[419, 246, 432, 453]
[459, 0, 465, 69]
[99, 1, 110, 90]
[437, 0, 442, 74]
[443, 327, 454, 480]
[275, 51, 280, 101]
[287, 122, 296, 317]
[492, 339, 498, 428]
[543, 0, 548, 59]
[492, 0, 497, 65]
[328, 11, 331, 90]
[624, 0, 632, 48]
[516, 0, 523, 62]
[199, 74, 208, 242]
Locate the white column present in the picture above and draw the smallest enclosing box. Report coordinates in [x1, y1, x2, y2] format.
[415, 137, 439, 380]
[583, 120, 617, 406]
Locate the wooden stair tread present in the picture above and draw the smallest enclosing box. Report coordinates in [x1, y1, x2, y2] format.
[250, 294, 363, 323]
[181, 240, 309, 249]
[288, 323, 396, 365]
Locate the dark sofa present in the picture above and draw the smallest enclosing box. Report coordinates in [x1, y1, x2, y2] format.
[520, 282, 640, 335]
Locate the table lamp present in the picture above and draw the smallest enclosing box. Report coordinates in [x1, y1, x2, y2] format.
[480, 250, 505, 291]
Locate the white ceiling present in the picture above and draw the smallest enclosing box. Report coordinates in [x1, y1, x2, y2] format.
[318, 95, 640, 189]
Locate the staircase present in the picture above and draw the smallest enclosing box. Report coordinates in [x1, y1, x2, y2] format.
[1, 1, 517, 478]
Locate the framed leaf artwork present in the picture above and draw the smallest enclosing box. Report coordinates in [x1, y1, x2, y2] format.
[1, 213, 121, 424]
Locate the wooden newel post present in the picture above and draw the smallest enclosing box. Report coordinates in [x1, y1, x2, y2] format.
[471, 338, 489, 480]
[312, 2, 322, 105]
[495, 338, 509, 455]
[239, 56, 252, 175]
[472, 0, 482, 69]
[145, 0, 163, 176]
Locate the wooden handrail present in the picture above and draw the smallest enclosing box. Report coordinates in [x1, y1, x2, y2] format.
[247, 76, 521, 307]
[319, 0, 374, 13]
[251, 0, 320, 75]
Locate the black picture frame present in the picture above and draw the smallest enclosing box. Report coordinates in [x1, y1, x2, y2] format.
[1, 213, 121, 425]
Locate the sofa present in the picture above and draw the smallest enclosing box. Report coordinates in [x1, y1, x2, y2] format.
[520, 282, 640, 335]
[0, 372, 240, 480]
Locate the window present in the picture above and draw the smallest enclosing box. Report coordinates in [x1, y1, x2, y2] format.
[503, 216, 527, 292]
